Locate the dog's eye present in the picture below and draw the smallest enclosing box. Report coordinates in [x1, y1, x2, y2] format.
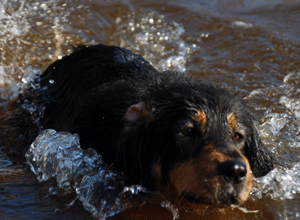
[181, 128, 195, 136]
[233, 132, 243, 142]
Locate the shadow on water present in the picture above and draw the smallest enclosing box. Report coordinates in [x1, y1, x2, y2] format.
[1, 0, 300, 219]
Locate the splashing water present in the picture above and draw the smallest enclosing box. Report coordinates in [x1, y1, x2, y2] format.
[0, 0, 31, 96]
[247, 71, 300, 202]
[252, 163, 300, 200]
[254, 112, 300, 201]
[110, 11, 198, 72]
[0, 0, 30, 39]
[0, 0, 80, 96]
[25, 129, 179, 219]
[26, 129, 133, 218]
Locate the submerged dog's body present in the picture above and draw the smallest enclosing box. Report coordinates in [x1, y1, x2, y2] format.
[1, 45, 273, 213]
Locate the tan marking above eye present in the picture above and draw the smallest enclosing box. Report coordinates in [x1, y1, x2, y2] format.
[227, 113, 246, 143]
[192, 110, 207, 125]
[227, 113, 238, 129]
[192, 110, 207, 132]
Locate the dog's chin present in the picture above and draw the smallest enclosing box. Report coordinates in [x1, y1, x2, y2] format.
[182, 189, 242, 208]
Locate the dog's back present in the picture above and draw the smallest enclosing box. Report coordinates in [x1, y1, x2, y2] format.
[38, 45, 159, 163]
[40, 45, 156, 130]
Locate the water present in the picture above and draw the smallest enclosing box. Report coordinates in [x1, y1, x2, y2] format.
[1, 0, 300, 219]
[110, 10, 196, 72]
[25, 129, 147, 219]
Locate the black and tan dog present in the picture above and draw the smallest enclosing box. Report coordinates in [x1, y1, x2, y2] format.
[0, 44, 273, 217]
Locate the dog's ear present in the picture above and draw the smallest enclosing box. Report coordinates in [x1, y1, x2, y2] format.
[245, 129, 274, 177]
[118, 102, 155, 185]
[124, 102, 153, 131]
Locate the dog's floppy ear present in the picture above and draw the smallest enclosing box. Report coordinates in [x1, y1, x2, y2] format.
[118, 102, 154, 185]
[245, 129, 274, 177]
[124, 102, 153, 131]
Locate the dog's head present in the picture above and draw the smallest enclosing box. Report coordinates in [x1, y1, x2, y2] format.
[117, 73, 273, 208]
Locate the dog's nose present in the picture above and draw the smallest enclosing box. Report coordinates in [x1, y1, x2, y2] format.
[217, 160, 247, 184]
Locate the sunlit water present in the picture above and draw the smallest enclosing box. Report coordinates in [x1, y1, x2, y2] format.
[1, 0, 300, 219]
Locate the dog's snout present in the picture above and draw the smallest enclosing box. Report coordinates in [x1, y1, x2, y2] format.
[217, 160, 247, 183]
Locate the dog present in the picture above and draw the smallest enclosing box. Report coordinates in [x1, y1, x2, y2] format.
[0, 44, 274, 217]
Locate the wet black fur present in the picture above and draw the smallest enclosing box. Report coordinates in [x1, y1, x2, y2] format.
[15, 44, 273, 188]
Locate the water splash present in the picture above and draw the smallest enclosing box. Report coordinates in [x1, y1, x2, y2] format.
[251, 163, 300, 200]
[0, 0, 30, 39]
[247, 71, 300, 202]
[280, 96, 300, 119]
[26, 129, 125, 218]
[259, 113, 288, 136]
[0, 0, 31, 91]
[110, 11, 198, 72]
[25, 129, 179, 219]
[0, 0, 82, 92]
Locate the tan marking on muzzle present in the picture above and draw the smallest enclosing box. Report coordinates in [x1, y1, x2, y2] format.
[166, 144, 252, 207]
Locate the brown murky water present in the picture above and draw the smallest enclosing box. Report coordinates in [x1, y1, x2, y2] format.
[1, 0, 300, 219]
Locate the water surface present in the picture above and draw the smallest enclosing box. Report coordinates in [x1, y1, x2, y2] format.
[1, 0, 300, 219]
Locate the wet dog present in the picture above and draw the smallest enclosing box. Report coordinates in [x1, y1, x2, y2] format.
[1, 44, 273, 213]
